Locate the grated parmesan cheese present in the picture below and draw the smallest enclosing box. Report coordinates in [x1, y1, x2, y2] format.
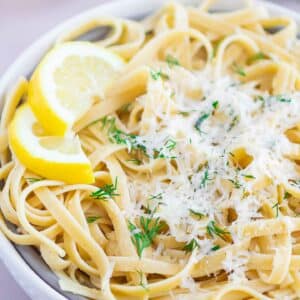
[126, 64, 300, 280]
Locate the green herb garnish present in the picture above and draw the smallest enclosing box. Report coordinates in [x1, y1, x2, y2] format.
[126, 158, 142, 165]
[200, 167, 213, 188]
[86, 216, 101, 224]
[212, 101, 219, 110]
[26, 177, 44, 183]
[178, 111, 190, 117]
[137, 270, 149, 291]
[228, 178, 243, 189]
[194, 113, 210, 134]
[211, 245, 221, 251]
[101, 116, 146, 153]
[149, 193, 163, 201]
[166, 54, 180, 67]
[232, 62, 246, 77]
[189, 209, 206, 219]
[206, 220, 229, 241]
[154, 138, 177, 159]
[274, 95, 292, 103]
[272, 202, 279, 218]
[183, 238, 199, 253]
[247, 52, 267, 64]
[150, 69, 169, 81]
[241, 174, 255, 179]
[90, 177, 119, 201]
[128, 211, 162, 257]
[227, 115, 240, 131]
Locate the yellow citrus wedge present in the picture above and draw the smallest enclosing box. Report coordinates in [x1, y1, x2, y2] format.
[28, 42, 124, 136]
[8, 104, 94, 184]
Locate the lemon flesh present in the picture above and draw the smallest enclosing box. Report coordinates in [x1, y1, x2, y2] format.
[8, 104, 94, 184]
[28, 42, 124, 136]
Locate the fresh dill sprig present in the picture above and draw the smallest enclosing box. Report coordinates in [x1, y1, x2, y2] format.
[183, 238, 199, 253]
[128, 210, 162, 257]
[178, 111, 190, 117]
[101, 116, 176, 160]
[101, 116, 146, 153]
[194, 113, 210, 134]
[227, 115, 240, 131]
[150, 69, 169, 81]
[211, 245, 221, 251]
[232, 62, 246, 77]
[272, 202, 279, 218]
[90, 177, 120, 201]
[166, 54, 180, 67]
[212, 101, 219, 110]
[247, 52, 267, 64]
[26, 177, 44, 183]
[189, 209, 206, 219]
[126, 158, 142, 165]
[256, 95, 292, 108]
[274, 95, 292, 103]
[228, 178, 243, 189]
[241, 174, 255, 179]
[86, 216, 101, 224]
[206, 220, 229, 241]
[149, 193, 163, 201]
[137, 270, 149, 291]
[200, 167, 213, 188]
[154, 138, 177, 159]
[165, 139, 176, 151]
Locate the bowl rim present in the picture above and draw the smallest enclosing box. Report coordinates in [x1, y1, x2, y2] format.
[0, 0, 299, 299]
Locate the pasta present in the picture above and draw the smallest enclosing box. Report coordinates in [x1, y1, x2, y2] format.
[1, 0, 300, 299]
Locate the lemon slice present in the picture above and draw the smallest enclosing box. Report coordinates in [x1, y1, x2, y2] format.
[28, 42, 124, 136]
[8, 104, 94, 184]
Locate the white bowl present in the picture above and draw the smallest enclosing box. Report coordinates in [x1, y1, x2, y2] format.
[0, 0, 299, 299]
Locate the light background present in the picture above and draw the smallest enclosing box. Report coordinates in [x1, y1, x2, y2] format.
[0, 0, 299, 299]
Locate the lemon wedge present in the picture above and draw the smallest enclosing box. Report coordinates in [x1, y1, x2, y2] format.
[28, 42, 124, 136]
[8, 104, 94, 184]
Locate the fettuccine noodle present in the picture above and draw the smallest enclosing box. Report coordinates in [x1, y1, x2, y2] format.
[1, 0, 300, 299]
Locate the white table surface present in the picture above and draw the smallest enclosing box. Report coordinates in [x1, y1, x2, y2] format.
[0, 0, 299, 299]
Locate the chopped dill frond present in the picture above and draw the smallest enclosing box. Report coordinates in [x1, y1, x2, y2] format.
[128, 209, 162, 257]
[90, 177, 120, 201]
[86, 216, 101, 224]
[189, 209, 206, 219]
[241, 174, 255, 179]
[206, 221, 230, 241]
[26, 177, 44, 183]
[211, 245, 221, 251]
[247, 52, 267, 64]
[150, 69, 169, 81]
[232, 62, 246, 77]
[166, 54, 180, 67]
[183, 238, 199, 252]
[194, 113, 209, 134]
[272, 202, 279, 218]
